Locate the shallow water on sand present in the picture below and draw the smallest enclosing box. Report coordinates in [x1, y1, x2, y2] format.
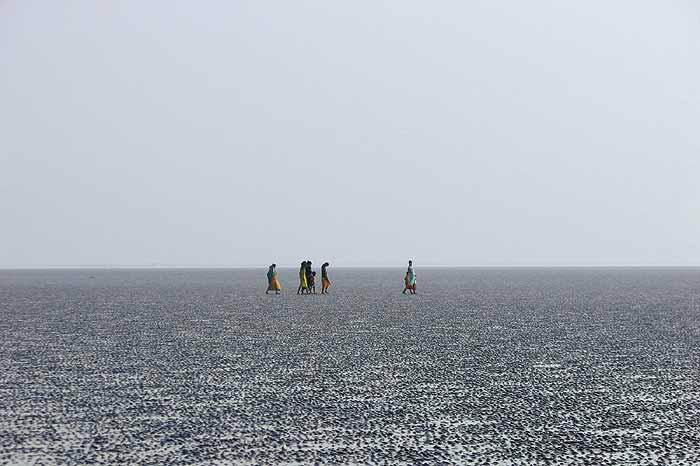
[1, 268, 700, 464]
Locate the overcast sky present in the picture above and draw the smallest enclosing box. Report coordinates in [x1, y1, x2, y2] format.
[2, 1, 699, 267]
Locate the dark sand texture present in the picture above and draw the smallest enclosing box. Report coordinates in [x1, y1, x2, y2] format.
[1, 268, 699, 464]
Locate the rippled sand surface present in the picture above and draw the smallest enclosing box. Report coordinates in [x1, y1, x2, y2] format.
[1, 268, 699, 464]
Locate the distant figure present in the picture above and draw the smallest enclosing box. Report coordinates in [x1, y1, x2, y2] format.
[305, 260, 314, 294]
[321, 262, 331, 294]
[403, 260, 416, 294]
[297, 261, 308, 294]
[309, 271, 317, 294]
[266, 264, 281, 294]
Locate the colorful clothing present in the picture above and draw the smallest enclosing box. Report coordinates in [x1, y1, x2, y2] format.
[407, 266, 416, 287]
[299, 268, 308, 289]
[270, 276, 282, 291]
[267, 267, 281, 291]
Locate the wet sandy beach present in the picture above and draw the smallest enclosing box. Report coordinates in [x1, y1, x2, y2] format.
[1, 268, 699, 464]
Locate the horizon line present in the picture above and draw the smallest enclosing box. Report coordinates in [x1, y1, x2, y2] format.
[2, 264, 699, 270]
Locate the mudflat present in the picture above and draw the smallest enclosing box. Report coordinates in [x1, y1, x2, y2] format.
[1, 268, 699, 464]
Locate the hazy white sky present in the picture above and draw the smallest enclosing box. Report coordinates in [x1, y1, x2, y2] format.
[2, 1, 699, 267]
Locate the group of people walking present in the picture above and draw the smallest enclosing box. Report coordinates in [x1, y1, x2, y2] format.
[296, 261, 331, 294]
[265, 261, 332, 294]
[266, 260, 417, 295]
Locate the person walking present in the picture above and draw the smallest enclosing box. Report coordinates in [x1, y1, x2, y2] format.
[403, 260, 417, 294]
[321, 262, 331, 294]
[297, 261, 308, 294]
[309, 271, 317, 294]
[266, 264, 281, 294]
[305, 260, 314, 294]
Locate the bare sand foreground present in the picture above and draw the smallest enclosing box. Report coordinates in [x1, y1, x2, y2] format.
[1, 268, 699, 464]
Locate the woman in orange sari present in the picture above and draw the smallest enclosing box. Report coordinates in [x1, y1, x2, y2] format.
[266, 264, 281, 294]
[321, 262, 331, 294]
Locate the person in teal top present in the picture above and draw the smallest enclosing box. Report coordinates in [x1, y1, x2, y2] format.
[266, 264, 281, 294]
[403, 260, 416, 294]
